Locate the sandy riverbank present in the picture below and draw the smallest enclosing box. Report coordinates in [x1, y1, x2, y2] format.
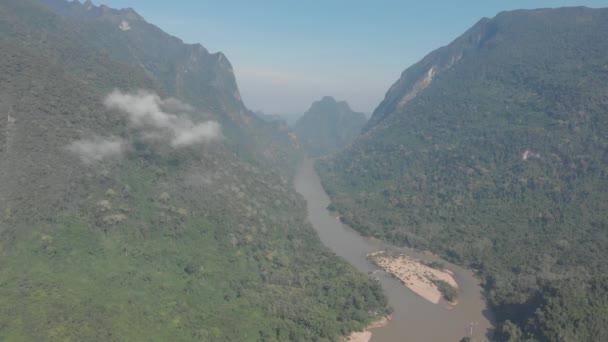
[343, 316, 391, 342]
[369, 252, 459, 305]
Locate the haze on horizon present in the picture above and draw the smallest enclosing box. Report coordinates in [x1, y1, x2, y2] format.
[87, 0, 606, 115]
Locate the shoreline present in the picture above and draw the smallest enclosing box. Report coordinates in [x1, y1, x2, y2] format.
[295, 159, 494, 341]
[368, 251, 459, 305]
[343, 315, 392, 342]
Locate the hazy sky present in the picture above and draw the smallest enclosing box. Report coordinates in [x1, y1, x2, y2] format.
[96, 0, 606, 114]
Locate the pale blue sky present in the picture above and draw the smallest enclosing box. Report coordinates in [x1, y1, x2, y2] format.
[96, 0, 607, 114]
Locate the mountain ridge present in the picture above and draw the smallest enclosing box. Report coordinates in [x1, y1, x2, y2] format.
[38, 0, 244, 119]
[295, 96, 367, 157]
[317, 6, 608, 341]
[366, 5, 603, 135]
[36, 0, 305, 179]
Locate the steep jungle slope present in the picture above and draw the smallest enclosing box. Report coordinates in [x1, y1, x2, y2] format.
[317, 7, 608, 341]
[0, 1, 388, 340]
[38, 0, 301, 176]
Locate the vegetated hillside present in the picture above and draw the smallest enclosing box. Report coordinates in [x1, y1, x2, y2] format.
[37, 0, 300, 176]
[317, 7, 608, 341]
[0, 1, 388, 340]
[295, 96, 367, 157]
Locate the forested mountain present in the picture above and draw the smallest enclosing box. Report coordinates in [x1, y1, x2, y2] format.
[36, 0, 300, 173]
[317, 7, 608, 341]
[0, 0, 388, 340]
[295, 96, 367, 157]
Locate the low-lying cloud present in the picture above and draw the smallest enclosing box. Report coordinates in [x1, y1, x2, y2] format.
[66, 136, 125, 164]
[104, 90, 221, 147]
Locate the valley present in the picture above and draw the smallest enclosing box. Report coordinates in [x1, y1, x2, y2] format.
[1, 1, 607, 341]
[295, 159, 494, 342]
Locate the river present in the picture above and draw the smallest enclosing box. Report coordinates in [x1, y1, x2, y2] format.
[294, 159, 494, 342]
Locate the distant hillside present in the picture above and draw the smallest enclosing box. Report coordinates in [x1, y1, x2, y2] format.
[317, 7, 608, 341]
[280, 113, 304, 127]
[254, 111, 287, 124]
[37, 0, 302, 174]
[253, 111, 303, 128]
[0, 0, 388, 340]
[295, 96, 367, 157]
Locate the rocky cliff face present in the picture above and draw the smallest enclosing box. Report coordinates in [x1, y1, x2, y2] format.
[39, 0, 244, 119]
[37, 0, 303, 174]
[366, 16, 499, 133]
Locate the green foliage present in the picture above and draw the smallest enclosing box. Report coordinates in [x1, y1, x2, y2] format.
[530, 276, 608, 342]
[424, 261, 446, 270]
[317, 7, 608, 341]
[0, 0, 387, 340]
[0, 146, 389, 340]
[0, 197, 387, 341]
[433, 280, 458, 302]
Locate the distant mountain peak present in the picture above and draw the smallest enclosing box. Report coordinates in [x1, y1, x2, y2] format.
[295, 96, 367, 156]
[83, 0, 94, 10]
[119, 7, 144, 21]
[47, 0, 145, 22]
[38, 0, 243, 114]
[309, 96, 355, 116]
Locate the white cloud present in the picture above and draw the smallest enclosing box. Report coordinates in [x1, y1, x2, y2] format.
[170, 121, 221, 147]
[104, 90, 221, 147]
[66, 136, 125, 164]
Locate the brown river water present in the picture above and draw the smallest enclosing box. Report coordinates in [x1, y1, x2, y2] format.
[294, 159, 494, 342]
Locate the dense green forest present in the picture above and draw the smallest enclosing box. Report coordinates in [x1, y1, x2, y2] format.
[0, 0, 388, 340]
[317, 7, 608, 341]
[294, 96, 367, 157]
